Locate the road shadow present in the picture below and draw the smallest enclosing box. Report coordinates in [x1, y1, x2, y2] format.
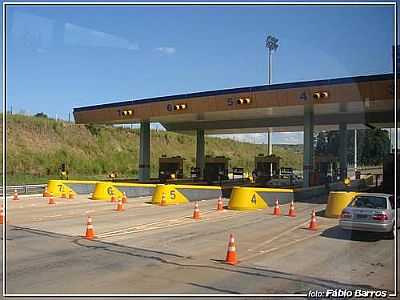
[6, 225, 392, 294]
[188, 282, 241, 294]
[221, 187, 233, 198]
[295, 193, 329, 204]
[321, 225, 389, 242]
[315, 209, 327, 217]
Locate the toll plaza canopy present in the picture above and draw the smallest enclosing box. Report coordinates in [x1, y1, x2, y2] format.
[74, 73, 394, 133]
[73, 73, 395, 185]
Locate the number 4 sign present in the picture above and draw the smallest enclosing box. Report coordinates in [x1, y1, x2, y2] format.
[251, 194, 257, 205]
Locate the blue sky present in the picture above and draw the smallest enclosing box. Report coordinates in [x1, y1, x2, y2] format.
[3, 2, 395, 143]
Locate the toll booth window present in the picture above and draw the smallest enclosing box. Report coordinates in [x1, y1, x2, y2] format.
[190, 167, 200, 179]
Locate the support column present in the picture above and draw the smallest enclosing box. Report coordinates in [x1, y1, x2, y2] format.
[139, 121, 150, 181]
[303, 102, 314, 187]
[268, 128, 273, 176]
[339, 123, 348, 180]
[196, 129, 205, 178]
[354, 129, 357, 172]
[267, 128, 272, 155]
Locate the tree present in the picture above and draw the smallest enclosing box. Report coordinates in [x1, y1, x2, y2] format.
[315, 132, 328, 154]
[315, 129, 390, 166]
[34, 112, 48, 118]
[357, 129, 390, 165]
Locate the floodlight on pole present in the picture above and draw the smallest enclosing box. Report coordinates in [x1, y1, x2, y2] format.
[265, 35, 279, 175]
[265, 35, 279, 85]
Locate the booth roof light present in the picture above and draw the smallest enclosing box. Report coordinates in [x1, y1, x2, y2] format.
[237, 97, 251, 105]
[174, 103, 188, 110]
[121, 109, 133, 117]
[313, 91, 329, 100]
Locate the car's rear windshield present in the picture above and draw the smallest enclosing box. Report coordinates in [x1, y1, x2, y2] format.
[350, 196, 387, 209]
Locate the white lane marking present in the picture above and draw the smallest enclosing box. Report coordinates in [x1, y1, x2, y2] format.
[42, 214, 63, 218]
[96, 209, 238, 238]
[5, 194, 43, 199]
[246, 219, 311, 252]
[241, 231, 322, 262]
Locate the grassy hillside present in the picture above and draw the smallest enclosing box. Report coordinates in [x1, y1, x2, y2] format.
[3, 113, 303, 185]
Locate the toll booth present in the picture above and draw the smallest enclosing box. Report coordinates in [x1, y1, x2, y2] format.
[190, 167, 201, 180]
[204, 156, 230, 183]
[314, 154, 339, 185]
[232, 167, 244, 181]
[254, 154, 281, 184]
[108, 171, 117, 182]
[159, 155, 184, 181]
[280, 167, 295, 186]
[59, 163, 69, 180]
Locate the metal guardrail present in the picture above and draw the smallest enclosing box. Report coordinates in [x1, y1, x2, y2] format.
[0, 184, 46, 196]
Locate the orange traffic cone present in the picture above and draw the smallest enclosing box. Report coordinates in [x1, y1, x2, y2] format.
[115, 199, 124, 211]
[273, 199, 281, 216]
[217, 196, 224, 211]
[68, 191, 75, 199]
[225, 234, 238, 265]
[193, 201, 200, 219]
[13, 190, 19, 201]
[0, 205, 4, 224]
[48, 196, 56, 205]
[288, 200, 296, 217]
[111, 194, 116, 202]
[85, 216, 95, 240]
[160, 192, 167, 206]
[122, 192, 128, 204]
[61, 191, 67, 198]
[308, 209, 317, 230]
[43, 187, 50, 197]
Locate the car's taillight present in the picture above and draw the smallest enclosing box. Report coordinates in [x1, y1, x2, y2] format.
[372, 213, 388, 221]
[341, 212, 352, 219]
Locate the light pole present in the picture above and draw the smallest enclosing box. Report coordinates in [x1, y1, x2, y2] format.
[265, 35, 279, 176]
[266, 35, 279, 85]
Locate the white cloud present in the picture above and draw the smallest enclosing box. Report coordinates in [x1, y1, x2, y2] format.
[155, 47, 176, 55]
[276, 132, 303, 144]
[214, 132, 303, 145]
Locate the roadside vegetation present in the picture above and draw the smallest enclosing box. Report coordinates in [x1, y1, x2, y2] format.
[3, 113, 303, 185]
[2, 113, 390, 185]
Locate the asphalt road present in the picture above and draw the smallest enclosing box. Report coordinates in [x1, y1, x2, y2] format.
[1, 193, 396, 296]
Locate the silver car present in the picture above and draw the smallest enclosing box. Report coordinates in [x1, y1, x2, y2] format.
[339, 193, 398, 238]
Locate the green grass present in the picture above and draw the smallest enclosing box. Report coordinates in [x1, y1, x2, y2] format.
[3, 113, 303, 185]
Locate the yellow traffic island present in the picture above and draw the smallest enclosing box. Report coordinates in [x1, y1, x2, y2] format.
[325, 191, 359, 218]
[151, 184, 222, 205]
[47, 179, 99, 197]
[92, 182, 156, 201]
[92, 181, 124, 201]
[152, 184, 188, 205]
[228, 186, 294, 211]
[228, 187, 267, 210]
